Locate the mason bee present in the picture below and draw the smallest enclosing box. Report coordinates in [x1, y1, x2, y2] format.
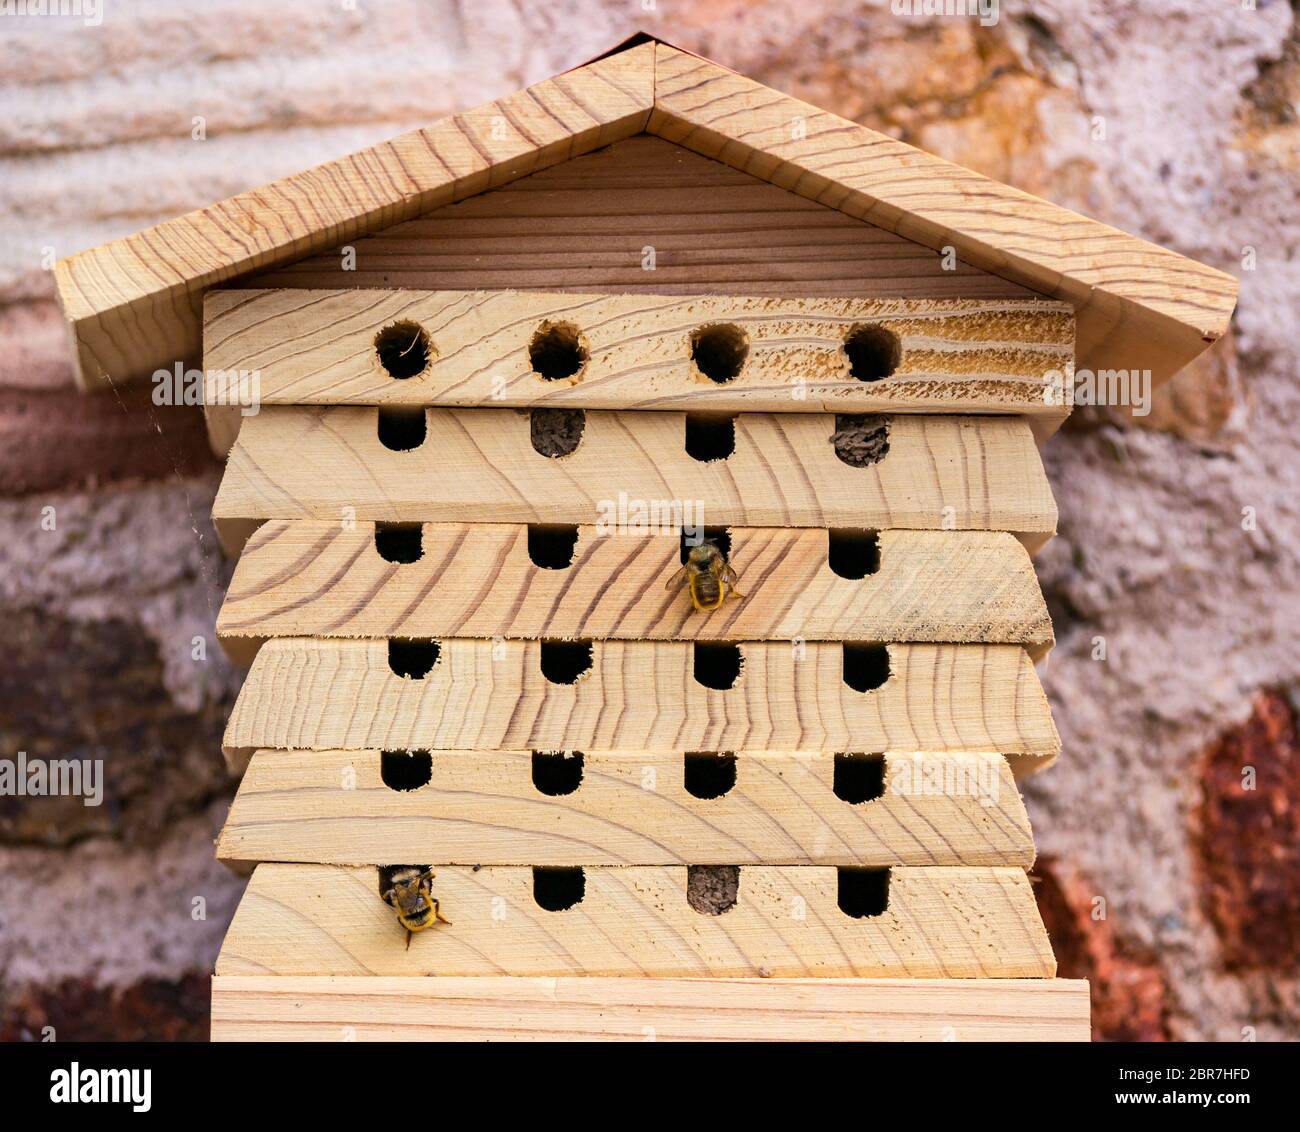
[381, 865, 451, 949]
[666, 540, 745, 611]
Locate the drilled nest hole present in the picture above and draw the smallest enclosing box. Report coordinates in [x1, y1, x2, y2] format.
[833, 753, 885, 804]
[828, 529, 880, 579]
[375, 522, 423, 564]
[843, 644, 890, 693]
[684, 752, 737, 799]
[838, 867, 891, 917]
[529, 321, 589, 381]
[843, 324, 901, 382]
[388, 638, 440, 680]
[531, 751, 584, 796]
[527, 524, 578, 570]
[693, 643, 743, 690]
[685, 413, 736, 461]
[690, 323, 749, 383]
[380, 750, 432, 791]
[374, 320, 433, 379]
[533, 867, 585, 911]
[539, 640, 593, 684]
[378, 407, 427, 451]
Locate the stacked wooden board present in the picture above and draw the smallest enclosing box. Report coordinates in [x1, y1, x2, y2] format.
[206, 289, 1089, 1041]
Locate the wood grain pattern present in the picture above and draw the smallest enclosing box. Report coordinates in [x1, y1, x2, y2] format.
[216, 863, 1056, 979]
[249, 135, 1036, 300]
[221, 639, 1059, 774]
[203, 289, 1074, 414]
[211, 974, 1091, 1042]
[52, 44, 655, 389]
[650, 44, 1236, 390]
[218, 749, 1034, 868]
[211, 409, 1058, 555]
[216, 524, 1054, 659]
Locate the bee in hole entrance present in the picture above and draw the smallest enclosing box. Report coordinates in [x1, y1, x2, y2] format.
[381, 866, 452, 949]
[666, 540, 745, 612]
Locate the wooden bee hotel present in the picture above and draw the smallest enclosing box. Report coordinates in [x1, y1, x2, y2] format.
[55, 35, 1237, 1041]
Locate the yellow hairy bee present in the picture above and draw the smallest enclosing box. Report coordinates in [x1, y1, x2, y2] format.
[666, 540, 745, 612]
[381, 865, 451, 949]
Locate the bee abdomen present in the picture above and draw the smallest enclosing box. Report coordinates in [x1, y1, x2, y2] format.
[400, 911, 435, 931]
[692, 575, 722, 607]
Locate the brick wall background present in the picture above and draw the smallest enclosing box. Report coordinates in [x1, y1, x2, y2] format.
[1, 0, 1297, 1040]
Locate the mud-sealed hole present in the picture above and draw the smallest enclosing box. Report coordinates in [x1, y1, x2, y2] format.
[539, 640, 592, 684]
[833, 753, 885, 804]
[375, 522, 423, 564]
[843, 644, 890, 692]
[533, 866, 585, 910]
[680, 525, 731, 564]
[828, 529, 880, 579]
[378, 407, 427, 451]
[830, 414, 890, 468]
[690, 323, 749, 383]
[843, 324, 901, 381]
[528, 524, 578, 569]
[529, 321, 588, 380]
[687, 865, 739, 915]
[380, 750, 432, 791]
[684, 752, 737, 799]
[375, 320, 433, 379]
[694, 643, 742, 690]
[685, 413, 736, 461]
[531, 751, 584, 796]
[838, 867, 891, 917]
[530, 408, 585, 457]
[388, 638, 440, 680]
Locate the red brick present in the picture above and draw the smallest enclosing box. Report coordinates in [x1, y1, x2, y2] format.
[1194, 691, 1300, 970]
[1035, 857, 1171, 1041]
[0, 386, 216, 496]
[0, 974, 209, 1042]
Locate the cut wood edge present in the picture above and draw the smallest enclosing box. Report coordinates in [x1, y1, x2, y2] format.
[210, 409, 1059, 551]
[202, 288, 1075, 413]
[218, 640, 1062, 772]
[220, 744, 1056, 781]
[215, 524, 1055, 662]
[210, 975, 1091, 1042]
[215, 748, 1037, 868]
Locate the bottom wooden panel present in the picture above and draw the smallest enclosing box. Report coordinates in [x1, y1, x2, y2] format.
[216, 863, 1055, 979]
[211, 976, 1090, 1042]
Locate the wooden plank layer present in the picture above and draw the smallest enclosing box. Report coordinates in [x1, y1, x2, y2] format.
[249, 136, 1038, 302]
[204, 289, 1073, 416]
[212, 409, 1058, 554]
[216, 524, 1054, 659]
[211, 975, 1091, 1042]
[221, 639, 1059, 775]
[52, 44, 656, 390]
[650, 43, 1236, 390]
[218, 750, 1034, 868]
[215, 863, 1056, 979]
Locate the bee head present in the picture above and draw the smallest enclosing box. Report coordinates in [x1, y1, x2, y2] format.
[687, 541, 720, 566]
[385, 879, 424, 917]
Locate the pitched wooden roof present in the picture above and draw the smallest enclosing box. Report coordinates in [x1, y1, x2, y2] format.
[54, 35, 1236, 394]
